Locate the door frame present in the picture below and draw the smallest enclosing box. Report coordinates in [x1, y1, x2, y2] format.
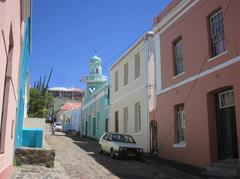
[215, 88, 238, 159]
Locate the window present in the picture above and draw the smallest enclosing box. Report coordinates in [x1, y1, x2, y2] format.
[176, 104, 185, 143]
[124, 63, 128, 86]
[105, 118, 108, 132]
[219, 90, 234, 109]
[115, 71, 118, 92]
[134, 102, 141, 132]
[209, 10, 225, 57]
[173, 38, 184, 75]
[97, 104, 101, 129]
[123, 107, 128, 134]
[103, 132, 110, 140]
[115, 111, 119, 133]
[93, 117, 96, 136]
[134, 53, 140, 79]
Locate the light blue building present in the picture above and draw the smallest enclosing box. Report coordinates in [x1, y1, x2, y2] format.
[81, 55, 109, 140]
[15, 16, 32, 148]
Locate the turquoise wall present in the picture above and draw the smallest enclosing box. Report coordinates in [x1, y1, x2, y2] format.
[81, 83, 109, 140]
[15, 18, 31, 148]
[22, 128, 43, 148]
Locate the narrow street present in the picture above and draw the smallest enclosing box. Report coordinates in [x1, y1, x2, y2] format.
[12, 124, 201, 179]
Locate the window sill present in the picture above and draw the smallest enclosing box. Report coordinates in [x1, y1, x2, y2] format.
[172, 72, 185, 79]
[173, 142, 186, 148]
[208, 51, 228, 62]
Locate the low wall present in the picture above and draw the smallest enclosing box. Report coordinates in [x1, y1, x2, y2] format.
[23, 117, 45, 129]
[23, 118, 45, 146]
[15, 148, 55, 167]
[22, 128, 43, 148]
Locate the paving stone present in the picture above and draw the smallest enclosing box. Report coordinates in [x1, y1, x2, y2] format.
[11, 124, 201, 179]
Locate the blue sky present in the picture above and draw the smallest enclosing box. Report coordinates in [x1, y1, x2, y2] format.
[30, 0, 171, 89]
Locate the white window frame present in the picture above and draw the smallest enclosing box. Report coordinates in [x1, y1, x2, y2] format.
[123, 107, 128, 134]
[209, 10, 225, 57]
[114, 111, 119, 133]
[134, 53, 140, 79]
[219, 89, 234, 109]
[115, 71, 119, 92]
[177, 104, 185, 144]
[174, 38, 184, 76]
[124, 62, 128, 86]
[134, 102, 141, 133]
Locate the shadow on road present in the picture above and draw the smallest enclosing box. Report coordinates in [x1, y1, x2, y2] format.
[65, 134, 197, 179]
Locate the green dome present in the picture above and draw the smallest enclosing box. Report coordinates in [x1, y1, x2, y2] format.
[90, 55, 102, 63]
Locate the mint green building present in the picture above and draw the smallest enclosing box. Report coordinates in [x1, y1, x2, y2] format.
[81, 55, 109, 139]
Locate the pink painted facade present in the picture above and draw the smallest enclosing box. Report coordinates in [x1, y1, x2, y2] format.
[154, 0, 240, 167]
[0, 0, 29, 178]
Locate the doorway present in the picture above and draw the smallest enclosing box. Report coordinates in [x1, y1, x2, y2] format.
[150, 120, 158, 154]
[85, 121, 88, 136]
[93, 117, 96, 136]
[215, 89, 238, 159]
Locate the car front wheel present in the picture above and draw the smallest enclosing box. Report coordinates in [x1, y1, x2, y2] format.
[98, 145, 103, 154]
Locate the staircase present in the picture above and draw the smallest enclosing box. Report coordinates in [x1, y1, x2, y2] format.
[204, 159, 240, 178]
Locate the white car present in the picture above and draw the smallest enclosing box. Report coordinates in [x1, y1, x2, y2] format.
[53, 122, 63, 132]
[98, 132, 143, 160]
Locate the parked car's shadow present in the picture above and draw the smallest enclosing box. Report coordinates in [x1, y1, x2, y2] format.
[65, 135, 156, 179]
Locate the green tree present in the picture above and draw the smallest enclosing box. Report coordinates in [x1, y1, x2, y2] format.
[28, 88, 54, 118]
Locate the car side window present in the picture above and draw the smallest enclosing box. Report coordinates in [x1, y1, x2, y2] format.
[103, 133, 110, 140]
[108, 134, 112, 141]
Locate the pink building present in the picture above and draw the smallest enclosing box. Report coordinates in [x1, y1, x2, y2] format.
[153, 0, 240, 167]
[0, 0, 31, 178]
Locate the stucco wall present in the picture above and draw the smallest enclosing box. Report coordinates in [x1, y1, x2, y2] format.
[23, 118, 45, 147]
[0, 0, 22, 178]
[110, 39, 149, 152]
[81, 84, 109, 140]
[23, 118, 45, 129]
[63, 108, 81, 131]
[154, 0, 240, 167]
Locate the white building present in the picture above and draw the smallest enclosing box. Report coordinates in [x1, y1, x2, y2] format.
[109, 32, 155, 152]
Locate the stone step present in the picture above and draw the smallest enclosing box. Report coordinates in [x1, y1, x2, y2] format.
[202, 169, 226, 178]
[206, 166, 239, 177]
[221, 159, 239, 164]
[213, 162, 239, 168]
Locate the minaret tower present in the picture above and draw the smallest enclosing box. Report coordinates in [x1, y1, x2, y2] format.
[82, 54, 107, 91]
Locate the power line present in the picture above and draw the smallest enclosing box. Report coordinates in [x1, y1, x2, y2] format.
[157, 0, 232, 152]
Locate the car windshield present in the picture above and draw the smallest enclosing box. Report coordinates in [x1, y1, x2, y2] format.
[55, 123, 61, 126]
[111, 134, 136, 143]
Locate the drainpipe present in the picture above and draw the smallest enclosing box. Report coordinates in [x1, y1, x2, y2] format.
[144, 31, 154, 153]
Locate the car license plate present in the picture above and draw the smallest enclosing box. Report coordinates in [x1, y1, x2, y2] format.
[127, 153, 135, 157]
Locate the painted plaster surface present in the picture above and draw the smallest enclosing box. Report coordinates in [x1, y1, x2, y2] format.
[110, 39, 149, 152]
[154, 0, 240, 167]
[0, 0, 22, 177]
[81, 55, 109, 140]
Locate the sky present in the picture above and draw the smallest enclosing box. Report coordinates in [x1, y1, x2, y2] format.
[30, 0, 171, 89]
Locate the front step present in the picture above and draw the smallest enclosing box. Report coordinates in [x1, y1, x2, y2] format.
[205, 159, 240, 177]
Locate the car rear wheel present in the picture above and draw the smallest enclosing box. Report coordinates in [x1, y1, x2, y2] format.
[98, 145, 103, 154]
[110, 149, 115, 159]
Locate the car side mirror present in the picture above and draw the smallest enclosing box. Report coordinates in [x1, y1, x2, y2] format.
[107, 138, 112, 141]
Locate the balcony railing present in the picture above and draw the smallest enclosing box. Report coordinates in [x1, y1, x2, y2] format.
[82, 74, 107, 83]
